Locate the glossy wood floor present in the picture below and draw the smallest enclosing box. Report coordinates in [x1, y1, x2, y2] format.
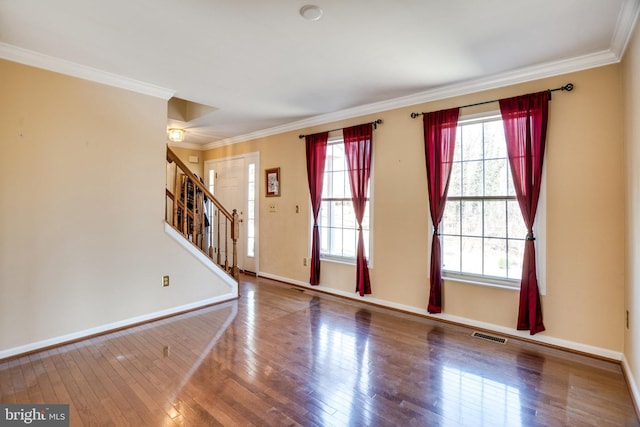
[1, 274, 638, 426]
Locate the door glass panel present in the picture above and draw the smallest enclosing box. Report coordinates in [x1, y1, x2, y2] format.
[247, 163, 255, 257]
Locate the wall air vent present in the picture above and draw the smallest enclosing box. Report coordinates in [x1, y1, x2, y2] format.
[472, 331, 507, 344]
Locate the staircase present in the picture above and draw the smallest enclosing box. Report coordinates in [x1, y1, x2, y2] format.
[165, 147, 239, 281]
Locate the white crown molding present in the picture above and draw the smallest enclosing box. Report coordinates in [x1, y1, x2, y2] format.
[167, 141, 205, 151]
[0, 42, 175, 100]
[611, 0, 640, 58]
[206, 49, 621, 149]
[3, 5, 636, 152]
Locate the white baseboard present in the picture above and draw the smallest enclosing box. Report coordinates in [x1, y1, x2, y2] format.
[622, 355, 640, 419]
[1, 225, 239, 360]
[0, 292, 236, 360]
[258, 271, 623, 361]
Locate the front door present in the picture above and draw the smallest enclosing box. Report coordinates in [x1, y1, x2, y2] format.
[205, 153, 259, 274]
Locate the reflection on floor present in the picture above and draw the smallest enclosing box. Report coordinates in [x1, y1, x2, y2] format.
[1, 274, 638, 426]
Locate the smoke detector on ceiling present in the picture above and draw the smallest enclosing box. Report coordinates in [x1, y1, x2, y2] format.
[300, 5, 323, 21]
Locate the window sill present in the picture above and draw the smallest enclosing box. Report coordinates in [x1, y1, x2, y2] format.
[320, 255, 372, 269]
[320, 255, 356, 266]
[443, 273, 520, 291]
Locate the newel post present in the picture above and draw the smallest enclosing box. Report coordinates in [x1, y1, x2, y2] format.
[231, 209, 240, 280]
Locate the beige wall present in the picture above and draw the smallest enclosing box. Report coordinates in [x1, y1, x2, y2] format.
[169, 145, 205, 176]
[0, 60, 233, 354]
[624, 19, 640, 396]
[205, 65, 625, 353]
[0, 53, 629, 361]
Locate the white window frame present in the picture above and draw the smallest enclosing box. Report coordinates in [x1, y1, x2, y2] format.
[440, 112, 546, 294]
[316, 134, 374, 266]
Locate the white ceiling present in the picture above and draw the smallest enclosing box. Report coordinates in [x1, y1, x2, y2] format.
[1, 0, 639, 148]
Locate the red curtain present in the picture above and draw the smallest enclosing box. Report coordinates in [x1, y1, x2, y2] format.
[499, 91, 549, 335]
[343, 123, 373, 296]
[423, 108, 460, 313]
[305, 132, 329, 286]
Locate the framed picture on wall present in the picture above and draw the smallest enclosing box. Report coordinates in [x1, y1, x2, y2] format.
[265, 167, 281, 197]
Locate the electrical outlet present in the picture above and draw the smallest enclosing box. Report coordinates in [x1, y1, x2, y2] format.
[269, 204, 277, 213]
[303, 258, 308, 266]
[162, 275, 170, 287]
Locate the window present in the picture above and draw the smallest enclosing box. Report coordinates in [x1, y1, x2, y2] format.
[247, 162, 256, 257]
[318, 137, 371, 261]
[441, 114, 530, 287]
[207, 169, 215, 195]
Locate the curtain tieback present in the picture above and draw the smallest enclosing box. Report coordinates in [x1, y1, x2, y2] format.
[527, 231, 535, 241]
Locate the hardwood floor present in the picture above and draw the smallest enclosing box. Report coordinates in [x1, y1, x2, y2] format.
[1, 274, 638, 426]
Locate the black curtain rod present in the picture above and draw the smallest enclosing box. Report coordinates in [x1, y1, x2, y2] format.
[409, 83, 574, 119]
[298, 119, 383, 139]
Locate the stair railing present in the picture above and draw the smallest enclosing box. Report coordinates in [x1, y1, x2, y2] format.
[165, 148, 239, 280]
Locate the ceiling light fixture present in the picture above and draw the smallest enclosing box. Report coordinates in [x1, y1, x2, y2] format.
[300, 5, 323, 21]
[167, 128, 185, 142]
